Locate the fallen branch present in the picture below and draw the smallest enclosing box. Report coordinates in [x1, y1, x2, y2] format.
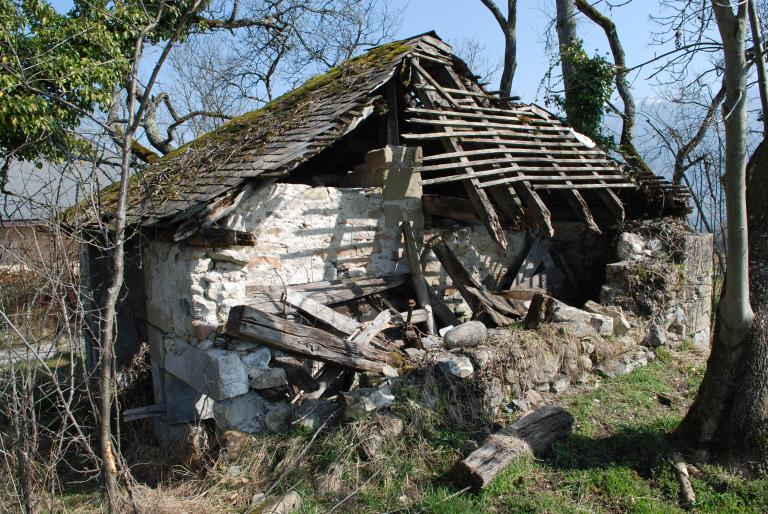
[669, 452, 696, 509]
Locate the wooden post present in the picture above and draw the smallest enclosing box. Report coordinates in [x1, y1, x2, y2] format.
[401, 220, 436, 334]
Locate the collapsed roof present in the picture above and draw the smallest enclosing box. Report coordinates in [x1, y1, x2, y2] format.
[87, 32, 689, 245]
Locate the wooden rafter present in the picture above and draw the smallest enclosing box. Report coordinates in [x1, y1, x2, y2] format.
[409, 57, 509, 249]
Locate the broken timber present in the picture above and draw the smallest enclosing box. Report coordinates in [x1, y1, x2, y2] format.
[401, 220, 436, 333]
[452, 406, 574, 491]
[410, 57, 508, 250]
[430, 241, 521, 326]
[244, 274, 408, 315]
[227, 305, 402, 374]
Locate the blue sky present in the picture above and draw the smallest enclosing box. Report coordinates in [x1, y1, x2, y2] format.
[389, 0, 675, 101]
[47, 0, 684, 103]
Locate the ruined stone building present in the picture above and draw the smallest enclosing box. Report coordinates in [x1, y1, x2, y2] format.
[79, 33, 713, 440]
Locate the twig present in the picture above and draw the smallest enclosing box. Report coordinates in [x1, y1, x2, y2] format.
[669, 452, 696, 509]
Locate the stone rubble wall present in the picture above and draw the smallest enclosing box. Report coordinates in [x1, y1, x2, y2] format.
[600, 230, 714, 347]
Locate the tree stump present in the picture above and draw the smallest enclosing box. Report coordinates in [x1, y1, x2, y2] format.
[452, 405, 574, 490]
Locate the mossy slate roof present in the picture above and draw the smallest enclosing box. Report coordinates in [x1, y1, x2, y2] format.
[89, 33, 450, 227]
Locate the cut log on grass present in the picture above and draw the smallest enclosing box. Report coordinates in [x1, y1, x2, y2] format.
[452, 406, 573, 491]
[227, 305, 403, 374]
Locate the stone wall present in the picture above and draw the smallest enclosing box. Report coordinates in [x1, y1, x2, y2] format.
[600, 227, 714, 348]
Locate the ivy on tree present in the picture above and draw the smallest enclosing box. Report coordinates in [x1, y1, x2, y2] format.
[549, 39, 615, 150]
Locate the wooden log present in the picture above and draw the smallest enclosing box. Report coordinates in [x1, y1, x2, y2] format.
[401, 221, 436, 333]
[227, 306, 402, 373]
[452, 406, 574, 491]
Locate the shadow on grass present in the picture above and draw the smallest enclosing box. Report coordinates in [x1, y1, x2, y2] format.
[544, 416, 676, 477]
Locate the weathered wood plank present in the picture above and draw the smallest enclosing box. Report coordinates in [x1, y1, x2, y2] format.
[283, 289, 361, 335]
[514, 237, 551, 284]
[227, 306, 402, 373]
[402, 130, 580, 141]
[349, 310, 392, 345]
[422, 171, 628, 187]
[416, 156, 613, 172]
[406, 117, 568, 133]
[244, 274, 409, 314]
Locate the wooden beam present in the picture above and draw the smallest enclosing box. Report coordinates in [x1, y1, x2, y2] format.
[282, 288, 361, 335]
[422, 194, 482, 224]
[430, 241, 520, 326]
[401, 220, 436, 334]
[415, 156, 613, 172]
[226, 306, 402, 373]
[514, 237, 552, 286]
[177, 226, 257, 247]
[439, 65, 555, 238]
[531, 183, 636, 190]
[410, 60, 508, 250]
[402, 130, 579, 141]
[422, 171, 629, 187]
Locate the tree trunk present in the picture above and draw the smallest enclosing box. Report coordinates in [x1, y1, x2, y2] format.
[675, 2, 764, 473]
[574, 0, 647, 171]
[748, 0, 768, 137]
[555, 0, 578, 101]
[479, 0, 517, 96]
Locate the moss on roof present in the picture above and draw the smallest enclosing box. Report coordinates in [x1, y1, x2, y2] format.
[69, 39, 413, 225]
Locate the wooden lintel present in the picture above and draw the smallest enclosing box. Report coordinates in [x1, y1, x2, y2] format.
[422, 194, 483, 224]
[178, 226, 257, 247]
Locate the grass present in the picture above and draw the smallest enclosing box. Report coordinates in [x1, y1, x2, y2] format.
[43, 345, 768, 513]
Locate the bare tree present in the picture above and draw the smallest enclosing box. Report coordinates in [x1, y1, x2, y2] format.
[449, 36, 502, 87]
[144, 0, 401, 152]
[676, 0, 768, 473]
[573, 0, 647, 169]
[478, 0, 518, 96]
